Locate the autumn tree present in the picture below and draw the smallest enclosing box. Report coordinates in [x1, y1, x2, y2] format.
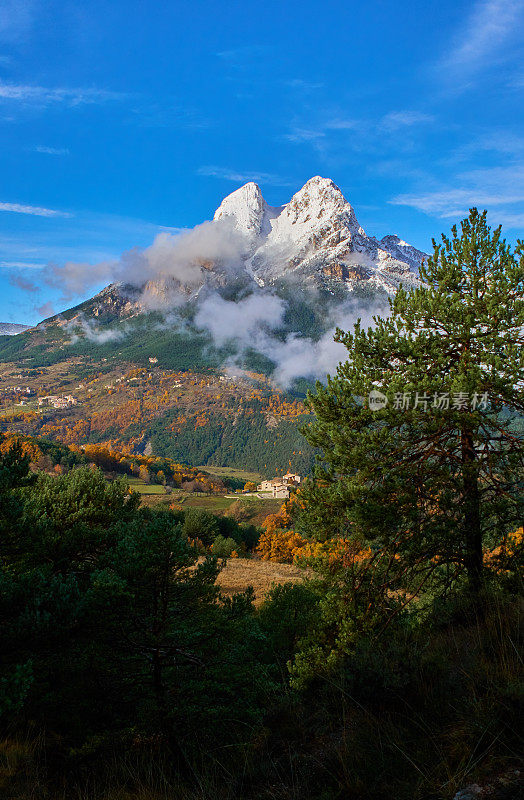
[301, 210, 524, 596]
[139, 464, 151, 483]
[257, 497, 306, 563]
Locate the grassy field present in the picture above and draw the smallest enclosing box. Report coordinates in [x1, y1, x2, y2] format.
[215, 557, 308, 606]
[127, 477, 168, 495]
[137, 490, 282, 524]
[197, 465, 264, 482]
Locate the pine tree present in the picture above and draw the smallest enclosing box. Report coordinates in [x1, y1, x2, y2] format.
[301, 210, 524, 595]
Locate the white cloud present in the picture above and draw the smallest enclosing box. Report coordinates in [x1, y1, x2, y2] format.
[0, 82, 126, 106]
[284, 127, 327, 145]
[325, 118, 359, 130]
[440, 0, 524, 82]
[486, 210, 524, 227]
[0, 201, 72, 217]
[194, 293, 286, 348]
[283, 78, 324, 90]
[40, 218, 249, 303]
[0, 260, 43, 269]
[381, 111, 434, 130]
[390, 165, 524, 228]
[216, 45, 270, 62]
[34, 145, 69, 155]
[197, 166, 291, 186]
[194, 292, 386, 388]
[66, 314, 125, 344]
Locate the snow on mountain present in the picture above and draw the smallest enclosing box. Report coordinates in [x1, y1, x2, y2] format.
[214, 176, 427, 294]
[213, 182, 283, 243]
[79, 177, 428, 322]
[0, 322, 30, 336]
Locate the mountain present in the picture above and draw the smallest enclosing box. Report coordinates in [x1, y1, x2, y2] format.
[213, 176, 427, 293]
[0, 177, 431, 388]
[0, 322, 30, 336]
[0, 178, 429, 473]
[80, 176, 427, 321]
[0, 178, 430, 369]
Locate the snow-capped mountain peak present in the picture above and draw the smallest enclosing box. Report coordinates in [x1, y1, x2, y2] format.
[211, 177, 427, 293]
[213, 181, 282, 241]
[68, 177, 429, 324]
[283, 176, 360, 229]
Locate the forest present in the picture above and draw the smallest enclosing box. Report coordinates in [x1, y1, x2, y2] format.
[0, 211, 522, 799]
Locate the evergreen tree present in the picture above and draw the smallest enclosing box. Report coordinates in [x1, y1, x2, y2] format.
[301, 210, 523, 596]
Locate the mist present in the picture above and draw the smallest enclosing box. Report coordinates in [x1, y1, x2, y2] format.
[193, 291, 388, 388]
[41, 218, 249, 305]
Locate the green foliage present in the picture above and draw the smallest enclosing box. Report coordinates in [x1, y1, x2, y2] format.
[259, 582, 321, 665]
[182, 507, 220, 546]
[210, 535, 238, 557]
[150, 406, 317, 475]
[0, 446, 276, 782]
[300, 210, 523, 608]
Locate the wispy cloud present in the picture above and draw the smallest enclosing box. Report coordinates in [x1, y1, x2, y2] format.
[284, 127, 326, 144]
[0, 81, 126, 106]
[0, 260, 44, 269]
[197, 166, 291, 186]
[33, 145, 69, 155]
[0, 201, 72, 218]
[439, 0, 524, 85]
[9, 273, 38, 292]
[390, 165, 524, 228]
[381, 110, 434, 130]
[216, 44, 270, 62]
[488, 210, 524, 227]
[325, 118, 360, 131]
[391, 188, 523, 216]
[283, 78, 324, 91]
[445, 130, 524, 164]
[36, 301, 55, 319]
[284, 117, 359, 145]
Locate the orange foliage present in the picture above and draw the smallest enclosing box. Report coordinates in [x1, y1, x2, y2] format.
[0, 433, 41, 463]
[257, 495, 306, 563]
[484, 527, 523, 573]
[258, 493, 374, 568]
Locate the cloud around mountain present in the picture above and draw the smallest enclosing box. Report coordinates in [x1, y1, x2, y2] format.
[26, 177, 427, 386]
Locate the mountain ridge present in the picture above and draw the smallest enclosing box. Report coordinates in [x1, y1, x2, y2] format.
[35, 176, 428, 328]
[0, 178, 429, 388]
[212, 176, 427, 293]
[0, 322, 30, 336]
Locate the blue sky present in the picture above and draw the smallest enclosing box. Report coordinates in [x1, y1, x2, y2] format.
[0, 0, 523, 324]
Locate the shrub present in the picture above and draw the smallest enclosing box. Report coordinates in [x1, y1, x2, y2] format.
[210, 536, 238, 558]
[182, 508, 219, 546]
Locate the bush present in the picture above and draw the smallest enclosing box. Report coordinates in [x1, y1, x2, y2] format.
[182, 507, 219, 546]
[210, 535, 238, 558]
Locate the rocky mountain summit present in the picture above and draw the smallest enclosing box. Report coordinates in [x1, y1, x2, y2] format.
[39, 177, 429, 327]
[213, 176, 427, 293]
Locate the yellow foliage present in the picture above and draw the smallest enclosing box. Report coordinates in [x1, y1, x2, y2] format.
[257, 494, 306, 563]
[257, 493, 374, 568]
[484, 527, 523, 573]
